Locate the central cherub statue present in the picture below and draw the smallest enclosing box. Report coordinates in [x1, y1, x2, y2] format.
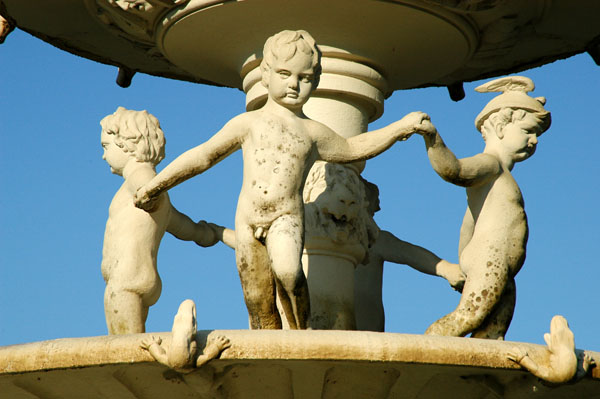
[135, 30, 436, 329]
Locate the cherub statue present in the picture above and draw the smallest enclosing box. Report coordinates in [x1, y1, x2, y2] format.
[134, 30, 436, 330]
[416, 76, 551, 339]
[101, 107, 220, 334]
[507, 315, 587, 384]
[354, 179, 465, 332]
[140, 299, 230, 373]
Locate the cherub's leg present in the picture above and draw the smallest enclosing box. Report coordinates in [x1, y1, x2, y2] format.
[235, 224, 281, 329]
[471, 278, 516, 339]
[266, 215, 310, 330]
[104, 284, 147, 334]
[425, 246, 509, 337]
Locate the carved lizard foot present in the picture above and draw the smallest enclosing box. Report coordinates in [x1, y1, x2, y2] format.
[507, 346, 529, 364]
[576, 351, 597, 380]
[140, 335, 170, 367]
[508, 316, 578, 384]
[140, 335, 162, 350]
[195, 335, 231, 368]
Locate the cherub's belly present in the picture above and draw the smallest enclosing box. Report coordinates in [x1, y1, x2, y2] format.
[238, 182, 304, 225]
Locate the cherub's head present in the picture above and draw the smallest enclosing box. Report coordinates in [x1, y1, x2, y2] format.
[261, 30, 321, 109]
[100, 107, 165, 175]
[475, 76, 551, 163]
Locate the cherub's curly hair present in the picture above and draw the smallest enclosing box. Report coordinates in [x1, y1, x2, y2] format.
[482, 108, 551, 140]
[100, 107, 165, 164]
[261, 30, 321, 88]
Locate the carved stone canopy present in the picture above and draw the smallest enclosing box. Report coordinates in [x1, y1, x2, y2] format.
[2, 0, 599, 93]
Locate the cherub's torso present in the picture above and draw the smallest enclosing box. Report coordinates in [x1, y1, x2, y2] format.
[463, 168, 528, 276]
[237, 110, 319, 226]
[102, 181, 170, 281]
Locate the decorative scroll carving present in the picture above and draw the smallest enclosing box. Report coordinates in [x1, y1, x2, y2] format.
[86, 0, 190, 44]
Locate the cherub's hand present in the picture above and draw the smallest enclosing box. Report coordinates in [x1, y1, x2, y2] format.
[134, 185, 159, 212]
[194, 220, 219, 247]
[140, 335, 162, 350]
[436, 260, 466, 292]
[396, 111, 436, 140]
[507, 347, 529, 364]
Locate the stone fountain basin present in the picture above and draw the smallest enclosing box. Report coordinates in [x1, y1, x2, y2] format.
[1, 330, 598, 399]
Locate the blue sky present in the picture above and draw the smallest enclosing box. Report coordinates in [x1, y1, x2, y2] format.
[1, 29, 598, 351]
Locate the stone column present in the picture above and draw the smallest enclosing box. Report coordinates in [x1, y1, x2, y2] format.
[241, 49, 387, 330]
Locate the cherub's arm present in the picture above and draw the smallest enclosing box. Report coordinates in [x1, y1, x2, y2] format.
[135, 117, 245, 210]
[375, 230, 465, 290]
[167, 209, 219, 247]
[209, 224, 236, 249]
[419, 129, 501, 187]
[313, 112, 435, 163]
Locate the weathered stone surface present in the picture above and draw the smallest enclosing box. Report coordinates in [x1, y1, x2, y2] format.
[1, 331, 598, 398]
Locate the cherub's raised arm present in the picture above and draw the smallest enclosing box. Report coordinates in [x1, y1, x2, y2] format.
[421, 130, 501, 187]
[314, 112, 435, 163]
[135, 117, 244, 210]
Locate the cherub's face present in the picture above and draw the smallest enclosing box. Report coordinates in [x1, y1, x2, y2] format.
[101, 130, 130, 176]
[265, 51, 316, 110]
[500, 113, 541, 162]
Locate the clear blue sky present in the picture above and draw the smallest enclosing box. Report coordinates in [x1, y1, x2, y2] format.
[1, 29, 598, 350]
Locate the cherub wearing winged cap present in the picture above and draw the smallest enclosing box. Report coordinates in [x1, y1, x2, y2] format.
[415, 76, 551, 339]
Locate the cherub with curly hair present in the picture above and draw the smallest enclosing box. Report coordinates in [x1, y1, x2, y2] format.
[134, 30, 435, 330]
[101, 107, 220, 334]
